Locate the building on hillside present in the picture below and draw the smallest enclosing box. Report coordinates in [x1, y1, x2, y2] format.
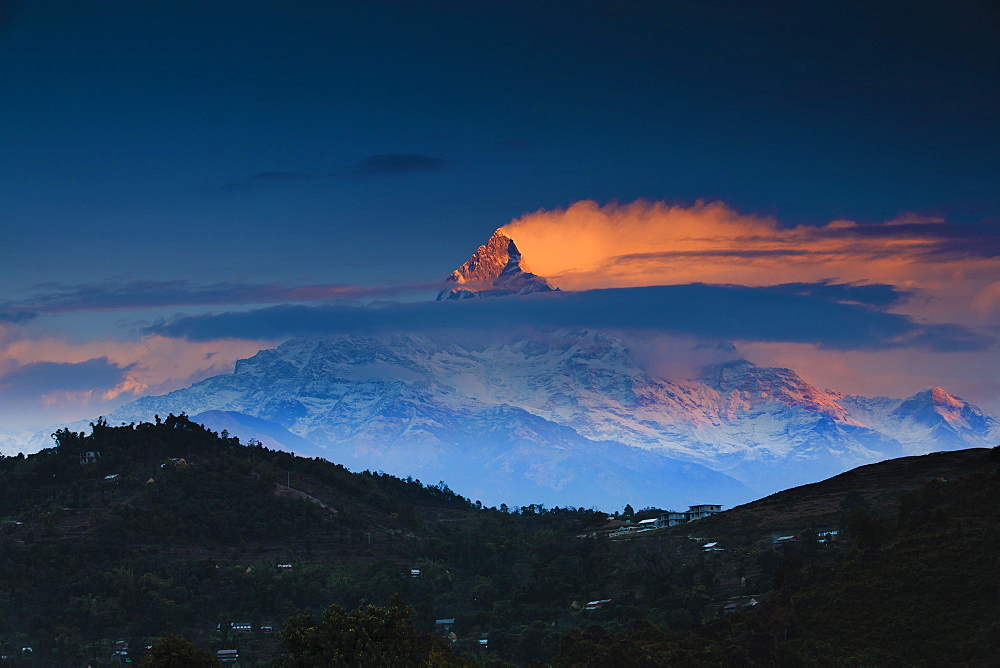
[110, 639, 129, 663]
[435, 618, 455, 633]
[160, 457, 187, 468]
[584, 599, 612, 610]
[723, 597, 759, 614]
[688, 504, 723, 519]
[217, 649, 239, 663]
[655, 511, 691, 528]
[655, 504, 723, 527]
[79, 451, 100, 465]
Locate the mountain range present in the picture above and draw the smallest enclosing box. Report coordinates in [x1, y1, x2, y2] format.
[23, 230, 998, 510]
[96, 329, 994, 508]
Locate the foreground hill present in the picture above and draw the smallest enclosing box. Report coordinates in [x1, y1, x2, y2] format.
[0, 416, 485, 664]
[764, 463, 1000, 665]
[561, 447, 1000, 666]
[688, 447, 991, 539]
[2, 417, 997, 665]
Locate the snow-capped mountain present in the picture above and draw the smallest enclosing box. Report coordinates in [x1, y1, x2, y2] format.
[103, 332, 755, 509]
[840, 387, 997, 453]
[0, 427, 33, 457]
[437, 229, 556, 300]
[100, 330, 995, 508]
[30, 230, 997, 511]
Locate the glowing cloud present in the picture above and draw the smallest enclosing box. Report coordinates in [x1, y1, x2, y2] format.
[496, 200, 999, 412]
[500, 200, 1000, 327]
[0, 332, 272, 430]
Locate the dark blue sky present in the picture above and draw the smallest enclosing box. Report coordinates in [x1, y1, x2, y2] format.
[3, 0, 997, 290]
[1, 0, 998, 431]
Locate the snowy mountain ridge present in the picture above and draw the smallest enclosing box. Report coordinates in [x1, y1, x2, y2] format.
[99, 330, 996, 507]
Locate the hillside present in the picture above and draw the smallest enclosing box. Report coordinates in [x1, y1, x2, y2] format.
[1, 417, 997, 666]
[554, 448, 1000, 666]
[0, 415, 486, 665]
[686, 447, 990, 539]
[768, 462, 1000, 665]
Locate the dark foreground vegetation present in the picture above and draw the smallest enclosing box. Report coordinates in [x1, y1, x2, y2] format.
[0, 415, 996, 665]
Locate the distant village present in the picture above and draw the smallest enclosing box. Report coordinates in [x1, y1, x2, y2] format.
[607, 504, 723, 538]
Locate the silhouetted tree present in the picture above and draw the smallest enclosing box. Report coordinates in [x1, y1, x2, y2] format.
[275, 594, 468, 667]
[140, 634, 218, 667]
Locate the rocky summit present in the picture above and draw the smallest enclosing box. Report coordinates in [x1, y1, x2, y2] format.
[436, 229, 557, 300]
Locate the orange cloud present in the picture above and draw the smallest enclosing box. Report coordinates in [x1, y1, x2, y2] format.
[0, 334, 273, 427]
[3, 335, 268, 385]
[35, 374, 150, 415]
[500, 200, 1000, 327]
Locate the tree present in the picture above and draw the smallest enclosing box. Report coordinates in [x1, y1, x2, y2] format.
[847, 506, 890, 550]
[139, 634, 219, 667]
[276, 595, 469, 667]
[623, 504, 635, 518]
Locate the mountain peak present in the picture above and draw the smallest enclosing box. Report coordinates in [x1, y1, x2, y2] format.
[871, 387, 1000, 445]
[927, 387, 964, 409]
[892, 386, 978, 427]
[700, 358, 864, 425]
[900, 387, 966, 410]
[437, 229, 557, 300]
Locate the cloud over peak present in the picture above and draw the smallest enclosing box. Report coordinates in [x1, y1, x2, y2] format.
[0, 278, 446, 320]
[144, 282, 991, 353]
[499, 199, 1000, 329]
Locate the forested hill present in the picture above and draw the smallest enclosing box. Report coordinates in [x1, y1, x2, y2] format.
[13, 413, 477, 538]
[0, 415, 610, 665]
[567, 446, 1000, 666]
[2, 416, 998, 666]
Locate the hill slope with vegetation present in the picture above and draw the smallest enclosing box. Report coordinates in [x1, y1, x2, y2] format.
[0, 416, 996, 665]
[553, 448, 1000, 666]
